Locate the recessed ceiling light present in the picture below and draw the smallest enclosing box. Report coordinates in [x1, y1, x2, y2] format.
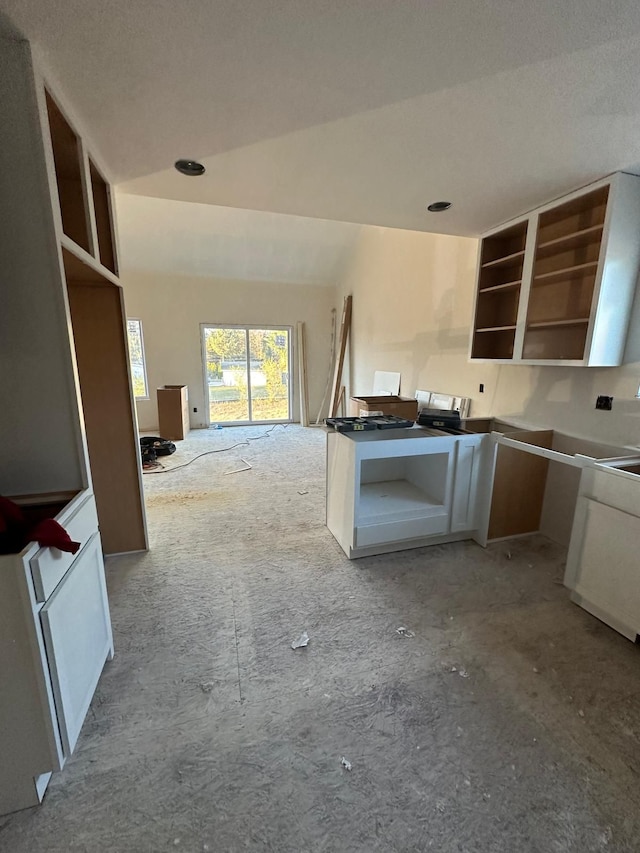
[174, 159, 206, 176]
[427, 201, 452, 212]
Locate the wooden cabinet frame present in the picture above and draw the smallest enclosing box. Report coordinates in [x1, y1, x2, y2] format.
[469, 173, 640, 366]
[36, 65, 147, 554]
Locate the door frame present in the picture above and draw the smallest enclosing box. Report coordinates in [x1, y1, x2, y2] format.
[200, 323, 294, 427]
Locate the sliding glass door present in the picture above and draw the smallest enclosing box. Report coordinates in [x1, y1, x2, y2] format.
[202, 325, 292, 425]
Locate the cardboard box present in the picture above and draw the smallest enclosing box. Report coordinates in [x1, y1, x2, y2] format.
[157, 385, 190, 440]
[349, 395, 418, 421]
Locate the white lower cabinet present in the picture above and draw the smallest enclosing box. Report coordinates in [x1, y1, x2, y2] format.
[0, 491, 114, 816]
[326, 428, 486, 559]
[40, 534, 114, 755]
[565, 462, 640, 641]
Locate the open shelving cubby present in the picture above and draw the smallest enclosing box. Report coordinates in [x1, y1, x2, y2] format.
[45, 90, 91, 254]
[522, 186, 608, 360]
[89, 159, 118, 275]
[357, 454, 449, 526]
[471, 220, 528, 359]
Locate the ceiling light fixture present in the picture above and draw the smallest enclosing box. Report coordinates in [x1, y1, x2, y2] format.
[427, 201, 452, 212]
[174, 159, 206, 176]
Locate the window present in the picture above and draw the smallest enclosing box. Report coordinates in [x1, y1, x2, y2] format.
[126, 319, 148, 399]
[202, 325, 292, 424]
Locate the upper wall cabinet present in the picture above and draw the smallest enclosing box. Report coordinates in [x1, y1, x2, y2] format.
[469, 173, 640, 366]
[44, 90, 119, 275]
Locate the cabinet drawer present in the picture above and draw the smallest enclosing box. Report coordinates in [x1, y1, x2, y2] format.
[30, 492, 98, 602]
[355, 512, 448, 548]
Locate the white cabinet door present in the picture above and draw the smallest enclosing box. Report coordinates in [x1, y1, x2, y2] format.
[40, 534, 113, 755]
[569, 497, 640, 640]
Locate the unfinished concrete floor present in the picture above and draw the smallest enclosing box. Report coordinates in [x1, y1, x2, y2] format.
[2, 425, 640, 852]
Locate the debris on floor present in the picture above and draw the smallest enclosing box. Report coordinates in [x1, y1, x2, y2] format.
[291, 631, 310, 650]
[396, 626, 415, 638]
[340, 757, 352, 771]
[223, 458, 252, 475]
[505, 550, 512, 560]
[199, 681, 215, 693]
[446, 665, 470, 678]
[297, 490, 309, 495]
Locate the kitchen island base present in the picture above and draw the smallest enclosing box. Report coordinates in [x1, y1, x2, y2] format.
[326, 427, 487, 559]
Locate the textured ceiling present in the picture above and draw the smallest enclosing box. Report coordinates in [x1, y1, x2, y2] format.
[3, 1, 640, 234]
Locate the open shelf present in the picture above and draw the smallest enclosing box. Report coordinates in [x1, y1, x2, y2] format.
[536, 186, 609, 246]
[89, 160, 117, 275]
[475, 285, 519, 330]
[45, 91, 91, 254]
[527, 318, 589, 329]
[522, 323, 588, 361]
[537, 223, 604, 255]
[478, 280, 521, 294]
[482, 249, 525, 269]
[480, 221, 528, 266]
[532, 260, 599, 284]
[471, 327, 516, 359]
[358, 480, 445, 524]
[476, 325, 517, 333]
[357, 453, 449, 525]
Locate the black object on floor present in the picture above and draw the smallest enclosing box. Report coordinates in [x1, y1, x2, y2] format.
[140, 436, 177, 461]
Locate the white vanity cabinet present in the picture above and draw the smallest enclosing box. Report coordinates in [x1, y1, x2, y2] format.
[565, 461, 640, 642]
[326, 428, 486, 559]
[0, 490, 113, 815]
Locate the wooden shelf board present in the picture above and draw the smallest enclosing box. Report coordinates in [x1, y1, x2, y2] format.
[482, 250, 525, 269]
[527, 318, 590, 330]
[358, 480, 445, 524]
[478, 280, 521, 294]
[537, 224, 604, 252]
[533, 261, 599, 284]
[475, 325, 517, 333]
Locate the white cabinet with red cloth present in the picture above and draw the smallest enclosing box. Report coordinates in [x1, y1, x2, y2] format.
[0, 490, 113, 816]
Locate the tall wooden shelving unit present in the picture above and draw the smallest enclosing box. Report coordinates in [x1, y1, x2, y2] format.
[469, 173, 640, 367]
[40, 74, 147, 555]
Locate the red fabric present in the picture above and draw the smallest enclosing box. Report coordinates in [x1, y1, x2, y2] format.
[32, 518, 81, 554]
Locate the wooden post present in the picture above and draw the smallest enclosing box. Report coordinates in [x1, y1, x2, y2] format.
[330, 295, 352, 417]
[296, 321, 309, 427]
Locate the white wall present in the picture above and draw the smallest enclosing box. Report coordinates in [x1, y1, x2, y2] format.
[337, 225, 640, 448]
[121, 270, 335, 431]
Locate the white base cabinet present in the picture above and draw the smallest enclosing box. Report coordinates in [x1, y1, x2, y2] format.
[565, 461, 640, 641]
[0, 490, 113, 816]
[326, 428, 486, 559]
